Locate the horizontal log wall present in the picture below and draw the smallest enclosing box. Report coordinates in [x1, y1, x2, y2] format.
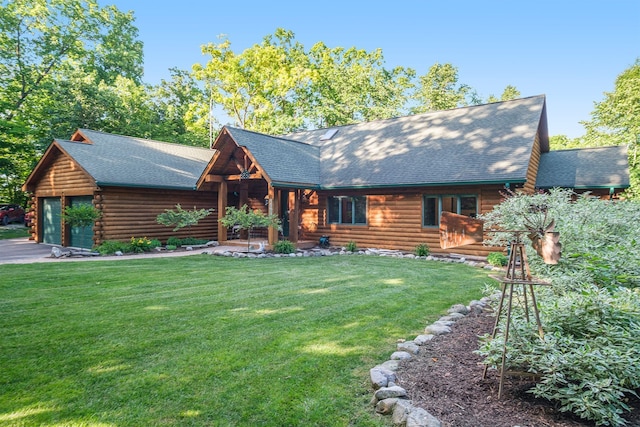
[97, 188, 218, 244]
[301, 185, 506, 257]
[33, 151, 97, 196]
[523, 133, 542, 194]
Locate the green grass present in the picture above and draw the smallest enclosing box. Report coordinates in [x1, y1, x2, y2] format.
[0, 255, 491, 426]
[0, 226, 30, 239]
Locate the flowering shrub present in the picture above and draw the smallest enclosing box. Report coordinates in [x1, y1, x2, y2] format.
[128, 237, 154, 253]
[478, 189, 640, 426]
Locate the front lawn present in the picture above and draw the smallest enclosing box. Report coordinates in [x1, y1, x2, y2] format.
[0, 255, 490, 426]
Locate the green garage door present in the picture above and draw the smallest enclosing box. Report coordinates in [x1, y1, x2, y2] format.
[41, 198, 62, 245]
[69, 196, 95, 249]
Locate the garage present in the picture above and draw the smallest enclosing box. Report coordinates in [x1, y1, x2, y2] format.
[41, 197, 61, 245]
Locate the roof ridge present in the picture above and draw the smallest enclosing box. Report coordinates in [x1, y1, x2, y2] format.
[225, 125, 318, 148]
[77, 128, 213, 152]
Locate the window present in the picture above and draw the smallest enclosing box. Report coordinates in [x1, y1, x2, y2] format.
[328, 196, 367, 225]
[423, 195, 477, 227]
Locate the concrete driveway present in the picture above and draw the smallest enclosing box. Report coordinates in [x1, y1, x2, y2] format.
[0, 238, 58, 265]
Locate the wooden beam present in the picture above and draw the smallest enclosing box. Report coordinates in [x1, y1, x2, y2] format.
[225, 172, 263, 181]
[217, 181, 228, 243]
[289, 189, 299, 243]
[204, 175, 224, 183]
[268, 187, 278, 245]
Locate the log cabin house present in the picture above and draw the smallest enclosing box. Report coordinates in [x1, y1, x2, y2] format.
[22, 95, 630, 256]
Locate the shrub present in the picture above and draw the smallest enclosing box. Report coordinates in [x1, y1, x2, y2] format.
[273, 240, 296, 254]
[415, 243, 430, 257]
[180, 237, 209, 246]
[165, 244, 177, 251]
[128, 236, 153, 253]
[486, 252, 508, 266]
[149, 239, 162, 249]
[166, 237, 182, 247]
[95, 240, 129, 255]
[345, 241, 357, 252]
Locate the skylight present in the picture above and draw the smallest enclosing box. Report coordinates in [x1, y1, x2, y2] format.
[320, 129, 338, 141]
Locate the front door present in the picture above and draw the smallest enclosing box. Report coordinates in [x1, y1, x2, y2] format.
[280, 190, 289, 238]
[41, 198, 62, 245]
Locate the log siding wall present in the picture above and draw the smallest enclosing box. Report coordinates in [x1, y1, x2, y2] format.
[97, 188, 218, 244]
[300, 185, 505, 257]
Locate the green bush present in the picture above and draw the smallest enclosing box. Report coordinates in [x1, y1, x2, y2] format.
[149, 239, 162, 249]
[345, 241, 357, 252]
[415, 243, 430, 257]
[273, 239, 296, 254]
[478, 189, 640, 426]
[165, 244, 177, 251]
[180, 237, 209, 246]
[166, 237, 182, 247]
[95, 240, 130, 255]
[486, 252, 508, 266]
[128, 237, 154, 253]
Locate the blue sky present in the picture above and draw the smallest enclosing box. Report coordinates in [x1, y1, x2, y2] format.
[109, 0, 639, 138]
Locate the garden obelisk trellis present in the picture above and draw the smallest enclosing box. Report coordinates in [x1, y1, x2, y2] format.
[439, 208, 561, 398]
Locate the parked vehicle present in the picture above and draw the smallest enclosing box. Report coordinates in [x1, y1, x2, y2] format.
[0, 204, 25, 225]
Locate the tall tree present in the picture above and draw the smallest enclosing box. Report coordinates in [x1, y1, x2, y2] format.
[0, 0, 143, 204]
[193, 28, 310, 135]
[305, 42, 414, 128]
[581, 58, 640, 198]
[487, 85, 521, 103]
[411, 63, 470, 113]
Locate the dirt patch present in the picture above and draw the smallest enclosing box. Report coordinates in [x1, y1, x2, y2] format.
[395, 312, 640, 427]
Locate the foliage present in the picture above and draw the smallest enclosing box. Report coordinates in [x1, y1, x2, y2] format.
[486, 252, 508, 266]
[94, 240, 130, 255]
[219, 204, 280, 252]
[63, 203, 101, 250]
[486, 85, 521, 103]
[345, 241, 357, 252]
[165, 244, 177, 251]
[128, 236, 155, 253]
[478, 189, 640, 425]
[411, 63, 471, 113]
[0, 225, 30, 240]
[156, 204, 213, 233]
[273, 239, 296, 254]
[0, 256, 489, 426]
[415, 243, 430, 257]
[166, 236, 183, 247]
[178, 237, 210, 246]
[581, 58, 640, 198]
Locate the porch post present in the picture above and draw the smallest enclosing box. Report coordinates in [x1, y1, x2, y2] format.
[268, 186, 278, 245]
[288, 189, 299, 243]
[217, 181, 228, 243]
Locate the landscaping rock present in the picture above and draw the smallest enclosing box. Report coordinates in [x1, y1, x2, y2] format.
[51, 247, 63, 258]
[379, 359, 400, 371]
[424, 323, 451, 335]
[413, 334, 434, 345]
[370, 367, 397, 389]
[374, 385, 407, 400]
[397, 341, 420, 354]
[392, 399, 414, 425]
[447, 304, 470, 315]
[438, 313, 465, 322]
[375, 398, 398, 415]
[390, 351, 413, 360]
[406, 407, 442, 427]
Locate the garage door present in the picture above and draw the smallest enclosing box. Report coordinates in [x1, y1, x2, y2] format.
[69, 196, 95, 249]
[41, 198, 62, 245]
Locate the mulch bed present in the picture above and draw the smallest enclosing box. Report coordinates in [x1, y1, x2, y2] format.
[395, 312, 640, 427]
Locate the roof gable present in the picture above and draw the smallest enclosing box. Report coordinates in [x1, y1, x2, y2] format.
[536, 145, 630, 189]
[27, 129, 214, 191]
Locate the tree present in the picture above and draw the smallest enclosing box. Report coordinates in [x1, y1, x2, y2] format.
[487, 85, 521, 103]
[305, 42, 414, 128]
[218, 205, 280, 252]
[411, 63, 471, 113]
[0, 0, 143, 204]
[156, 204, 214, 234]
[193, 28, 311, 135]
[581, 58, 640, 198]
[63, 203, 102, 250]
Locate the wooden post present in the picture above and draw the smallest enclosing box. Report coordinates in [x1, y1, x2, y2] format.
[268, 186, 278, 245]
[217, 181, 228, 243]
[289, 189, 299, 243]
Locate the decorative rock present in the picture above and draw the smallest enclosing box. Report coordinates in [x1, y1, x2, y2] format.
[447, 304, 470, 315]
[439, 313, 465, 321]
[413, 334, 434, 345]
[392, 399, 414, 425]
[51, 247, 63, 258]
[206, 240, 219, 246]
[424, 323, 452, 335]
[390, 351, 412, 360]
[397, 341, 420, 354]
[185, 246, 193, 251]
[370, 367, 396, 389]
[378, 359, 400, 371]
[375, 398, 398, 415]
[434, 319, 455, 327]
[406, 407, 442, 427]
[374, 385, 407, 400]
[115, 250, 123, 256]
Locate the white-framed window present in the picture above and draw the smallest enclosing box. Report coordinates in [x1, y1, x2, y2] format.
[328, 196, 367, 225]
[423, 195, 478, 227]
